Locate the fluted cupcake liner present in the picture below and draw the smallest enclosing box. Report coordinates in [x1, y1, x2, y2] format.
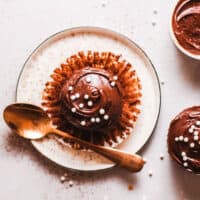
[42, 51, 142, 148]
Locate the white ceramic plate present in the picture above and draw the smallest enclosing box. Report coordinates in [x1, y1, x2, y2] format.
[16, 27, 161, 171]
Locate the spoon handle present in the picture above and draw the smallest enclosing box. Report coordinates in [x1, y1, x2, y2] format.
[50, 128, 144, 172]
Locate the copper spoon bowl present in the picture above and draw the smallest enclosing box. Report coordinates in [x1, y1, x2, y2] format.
[3, 103, 144, 172]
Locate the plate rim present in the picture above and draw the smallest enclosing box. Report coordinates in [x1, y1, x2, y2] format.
[15, 26, 161, 172]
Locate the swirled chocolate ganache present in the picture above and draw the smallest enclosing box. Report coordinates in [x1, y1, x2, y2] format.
[172, 0, 200, 55]
[168, 106, 200, 174]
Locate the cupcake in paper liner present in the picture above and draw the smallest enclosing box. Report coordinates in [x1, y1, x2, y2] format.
[42, 51, 142, 147]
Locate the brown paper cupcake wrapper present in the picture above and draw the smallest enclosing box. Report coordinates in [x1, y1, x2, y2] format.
[42, 51, 142, 147]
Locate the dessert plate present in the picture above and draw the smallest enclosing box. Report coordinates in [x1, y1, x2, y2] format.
[16, 27, 161, 171]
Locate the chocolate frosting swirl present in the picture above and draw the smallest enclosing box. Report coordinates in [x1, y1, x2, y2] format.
[168, 106, 200, 174]
[172, 0, 200, 55]
[59, 67, 123, 131]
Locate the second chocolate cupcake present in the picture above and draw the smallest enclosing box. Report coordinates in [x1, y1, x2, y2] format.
[168, 106, 200, 174]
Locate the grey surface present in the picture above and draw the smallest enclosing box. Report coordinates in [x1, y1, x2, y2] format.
[0, 0, 200, 199]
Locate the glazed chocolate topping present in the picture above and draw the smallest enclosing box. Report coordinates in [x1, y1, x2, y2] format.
[172, 0, 200, 55]
[60, 67, 123, 131]
[168, 106, 200, 174]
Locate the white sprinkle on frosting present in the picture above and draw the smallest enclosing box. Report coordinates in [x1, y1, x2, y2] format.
[189, 128, 194, 133]
[104, 114, 109, 120]
[183, 156, 188, 161]
[175, 137, 179, 142]
[181, 152, 186, 157]
[69, 180, 73, 187]
[79, 103, 84, 108]
[194, 131, 198, 136]
[99, 108, 105, 115]
[190, 143, 195, 148]
[196, 121, 200, 126]
[70, 95, 76, 101]
[184, 137, 189, 142]
[71, 107, 76, 113]
[90, 117, 95, 123]
[194, 135, 199, 141]
[86, 77, 91, 83]
[183, 162, 188, 167]
[87, 101, 93, 107]
[80, 121, 86, 126]
[191, 125, 195, 129]
[95, 117, 101, 123]
[75, 93, 80, 98]
[68, 86, 73, 91]
[84, 94, 89, 100]
[110, 81, 116, 87]
[179, 136, 184, 141]
[60, 176, 66, 183]
[113, 75, 118, 81]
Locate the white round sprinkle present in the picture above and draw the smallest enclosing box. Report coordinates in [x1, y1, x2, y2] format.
[90, 117, 95, 123]
[196, 121, 200, 126]
[148, 171, 153, 177]
[86, 77, 91, 83]
[64, 173, 68, 177]
[110, 81, 116, 87]
[189, 128, 194, 133]
[75, 93, 80, 98]
[88, 101, 93, 107]
[160, 154, 164, 160]
[190, 143, 195, 148]
[191, 125, 195, 129]
[70, 95, 76, 100]
[113, 75, 118, 81]
[68, 86, 73, 91]
[79, 103, 84, 108]
[60, 176, 66, 183]
[95, 117, 101, 123]
[183, 156, 188, 161]
[69, 180, 73, 187]
[99, 108, 105, 115]
[84, 94, 89, 99]
[181, 152, 186, 157]
[175, 137, 179, 142]
[104, 115, 109, 120]
[179, 136, 184, 141]
[80, 121, 86, 126]
[183, 162, 188, 167]
[184, 137, 189, 142]
[194, 131, 198, 136]
[71, 107, 76, 113]
[194, 135, 199, 141]
[101, 0, 107, 7]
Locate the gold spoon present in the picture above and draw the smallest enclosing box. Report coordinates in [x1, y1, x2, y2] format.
[3, 103, 144, 172]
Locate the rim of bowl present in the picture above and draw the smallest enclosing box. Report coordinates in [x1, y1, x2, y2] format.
[169, 0, 200, 61]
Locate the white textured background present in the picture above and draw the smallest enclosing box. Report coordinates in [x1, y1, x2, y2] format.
[0, 0, 200, 199]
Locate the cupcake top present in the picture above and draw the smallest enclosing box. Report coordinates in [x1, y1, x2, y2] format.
[42, 51, 141, 146]
[59, 67, 123, 131]
[168, 106, 200, 174]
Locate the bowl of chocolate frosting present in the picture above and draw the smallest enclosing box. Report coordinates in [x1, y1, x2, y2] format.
[170, 0, 200, 60]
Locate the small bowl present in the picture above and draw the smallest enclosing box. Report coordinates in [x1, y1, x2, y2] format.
[169, 0, 200, 61]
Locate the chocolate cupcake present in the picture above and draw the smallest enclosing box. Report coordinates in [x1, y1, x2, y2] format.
[168, 106, 200, 174]
[42, 51, 142, 147]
